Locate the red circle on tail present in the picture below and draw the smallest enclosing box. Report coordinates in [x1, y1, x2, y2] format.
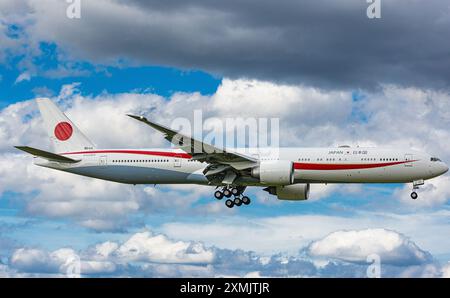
[54, 122, 73, 141]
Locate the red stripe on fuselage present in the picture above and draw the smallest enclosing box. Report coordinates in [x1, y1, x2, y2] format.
[293, 160, 416, 170]
[61, 150, 416, 170]
[61, 150, 192, 159]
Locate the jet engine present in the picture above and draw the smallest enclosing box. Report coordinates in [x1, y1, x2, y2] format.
[251, 160, 294, 185]
[263, 183, 310, 200]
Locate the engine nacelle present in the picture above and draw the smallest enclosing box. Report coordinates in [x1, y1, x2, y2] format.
[251, 160, 294, 185]
[264, 183, 310, 200]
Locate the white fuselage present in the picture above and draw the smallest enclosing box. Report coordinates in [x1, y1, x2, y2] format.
[35, 147, 448, 186]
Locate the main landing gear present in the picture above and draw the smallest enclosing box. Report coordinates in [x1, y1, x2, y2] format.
[410, 180, 424, 200]
[214, 186, 251, 208]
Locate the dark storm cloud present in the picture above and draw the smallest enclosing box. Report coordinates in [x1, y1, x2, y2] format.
[28, 0, 450, 89]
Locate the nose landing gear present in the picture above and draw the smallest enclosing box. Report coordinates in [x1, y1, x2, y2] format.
[215, 186, 251, 208]
[411, 180, 424, 200]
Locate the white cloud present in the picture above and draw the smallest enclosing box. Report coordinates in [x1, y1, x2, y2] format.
[9, 246, 115, 276]
[80, 260, 116, 275]
[161, 211, 450, 258]
[4, 228, 447, 277]
[10, 247, 79, 274]
[0, 264, 14, 277]
[161, 215, 364, 254]
[211, 79, 352, 121]
[7, 230, 217, 276]
[14, 72, 31, 84]
[94, 241, 119, 258]
[307, 228, 431, 266]
[116, 231, 214, 264]
[442, 262, 450, 278]
[0, 10, 26, 63]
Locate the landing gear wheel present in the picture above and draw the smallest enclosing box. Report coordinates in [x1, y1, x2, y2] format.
[214, 190, 224, 200]
[233, 197, 242, 206]
[411, 191, 418, 200]
[231, 188, 240, 195]
[241, 196, 251, 205]
[223, 189, 232, 198]
[225, 199, 234, 208]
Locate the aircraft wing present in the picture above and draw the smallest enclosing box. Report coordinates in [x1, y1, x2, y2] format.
[127, 115, 258, 183]
[15, 146, 80, 163]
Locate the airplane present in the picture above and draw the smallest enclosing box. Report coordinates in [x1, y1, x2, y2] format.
[15, 98, 449, 208]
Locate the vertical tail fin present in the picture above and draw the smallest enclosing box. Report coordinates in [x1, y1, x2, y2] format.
[36, 98, 95, 153]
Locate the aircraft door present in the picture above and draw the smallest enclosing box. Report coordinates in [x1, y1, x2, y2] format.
[99, 155, 107, 166]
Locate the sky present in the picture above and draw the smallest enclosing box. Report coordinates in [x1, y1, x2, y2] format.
[1, 0, 450, 277]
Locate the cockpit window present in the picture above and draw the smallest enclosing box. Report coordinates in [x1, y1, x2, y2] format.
[431, 157, 441, 162]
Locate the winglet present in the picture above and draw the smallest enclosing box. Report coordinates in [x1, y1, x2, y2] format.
[127, 114, 178, 138]
[127, 114, 146, 121]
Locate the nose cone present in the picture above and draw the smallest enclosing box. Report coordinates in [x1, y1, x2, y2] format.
[437, 162, 449, 176]
[443, 163, 449, 175]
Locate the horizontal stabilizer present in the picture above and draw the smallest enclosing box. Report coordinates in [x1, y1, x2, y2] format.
[14, 146, 80, 163]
